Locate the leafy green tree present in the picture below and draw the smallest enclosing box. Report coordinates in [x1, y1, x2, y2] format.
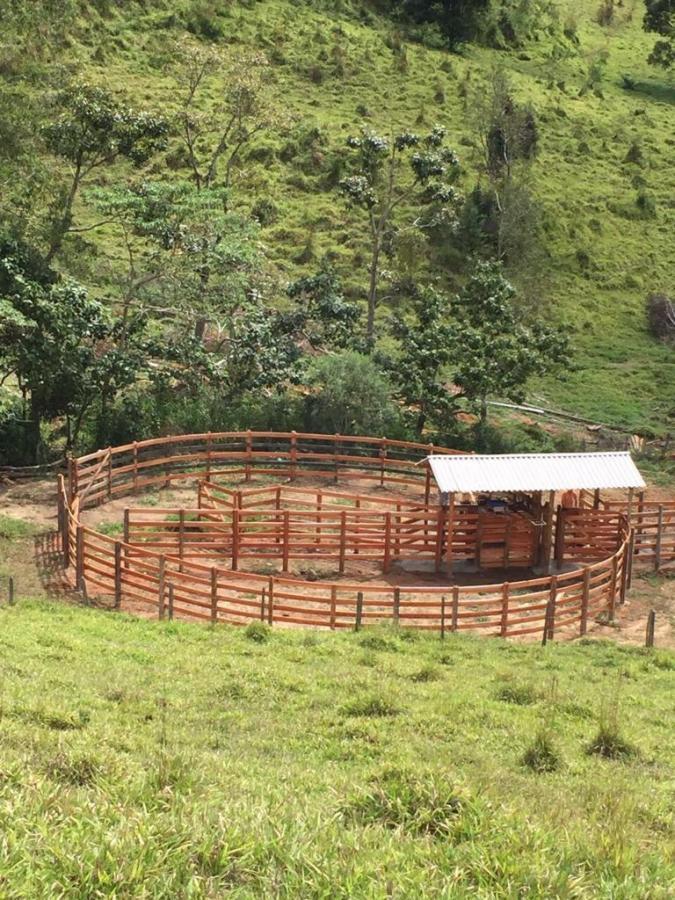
[41, 84, 168, 263]
[644, 1, 674, 68]
[283, 258, 360, 350]
[339, 125, 460, 340]
[389, 286, 456, 434]
[93, 182, 263, 340]
[450, 259, 570, 427]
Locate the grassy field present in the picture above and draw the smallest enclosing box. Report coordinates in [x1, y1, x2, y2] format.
[47, 0, 675, 433]
[0, 592, 673, 897]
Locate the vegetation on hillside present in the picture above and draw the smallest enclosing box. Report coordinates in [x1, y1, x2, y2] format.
[0, 0, 674, 464]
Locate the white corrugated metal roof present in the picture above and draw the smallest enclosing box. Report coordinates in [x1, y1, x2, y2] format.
[427, 452, 645, 494]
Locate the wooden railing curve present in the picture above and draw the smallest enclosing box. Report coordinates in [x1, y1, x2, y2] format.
[55, 432, 634, 639]
[69, 431, 464, 509]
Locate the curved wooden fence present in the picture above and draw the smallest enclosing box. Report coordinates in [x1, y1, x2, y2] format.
[55, 432, 634, 640]
[69, 431, 462, 509]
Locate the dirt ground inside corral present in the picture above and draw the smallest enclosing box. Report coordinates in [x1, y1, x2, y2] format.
[1, 475, 674, 649]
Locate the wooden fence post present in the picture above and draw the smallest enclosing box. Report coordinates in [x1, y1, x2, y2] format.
[434, 506, 445, 574]
[655, 505, 664, 571]
[290, 431, 298, 481]
[627, 528, 636, 590]
[608, 556, 618, 621]
[133, 441, 139, 494]
[500, 583, 510, 637]
[440, 594, 446, 640]
[645, 610, 656, 648]
[383, 512, 392, 573]
[206, 431, 213, 481]
[379, 438, 386, 487]
[580, 566, 590, 636]
[260, 587, 266, 622]
[167, 583, 174, 621]
[330, 586, 337, 630]
[267, 576, 274, 626]
[543, 575, 558, 644]
[8, 576, 15, 606]
[106, 447, 113, 499]
[178, 509, 185, 573]
[157, 556, 166, 620]
[619, 539, 629, 605]
[232, 507, 240, 572]
[393, 587, 400, 626]
[355, 591, 363, 632]
[76, 525, 85, 592]
[333, 434, 340, 483]
[451, 586, 459, 632]
[282, 510, 290, 573]
[114, 541, 122, 609]
[210, 567, 218, 624]
[339, 511, 347, 574]
[245, 430, 252, 482]
[123, 509, 130, 567]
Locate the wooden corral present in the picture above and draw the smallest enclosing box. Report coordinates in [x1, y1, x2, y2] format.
[53, 431, 670, 640]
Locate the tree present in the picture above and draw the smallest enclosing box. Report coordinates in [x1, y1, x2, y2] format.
[450, 259, 570, 427]
[93, 182, 264, 340]
[339, 125, 461, 340]
[41, 84, 168, 263]
[389, 286, 456, 434]
[0, 240, 111, 460]
[172, 37, 290, 192]
[283, 258, 360, 350]
[644, 1, 674, 68]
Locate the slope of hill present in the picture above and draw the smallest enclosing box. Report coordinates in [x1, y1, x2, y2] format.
[1, 0, 674, 435]
[0, 593, 673, 896]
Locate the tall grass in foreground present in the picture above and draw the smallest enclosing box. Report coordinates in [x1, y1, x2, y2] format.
[0, 601, 672, 897]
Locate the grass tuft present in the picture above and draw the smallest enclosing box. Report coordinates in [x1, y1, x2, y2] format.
[244, 621, 270, 643]
[343, 767, 474, 838]
[521, 729, 563, 773]
[342, 693, 400, 718]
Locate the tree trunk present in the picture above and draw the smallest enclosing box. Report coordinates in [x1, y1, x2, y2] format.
[29, 392, 43, 465]
[45, 162, 82, 265]
[366, 236, 382, 343]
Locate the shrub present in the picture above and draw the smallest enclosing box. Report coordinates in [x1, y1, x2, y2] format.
[244, 621, 270, 644]
[303, 352, 407, 438]
[251, 198, 278, 226]
[359, 634, 399, 652]
[521, 729, 562, 773]
[184, 1, 224, 40]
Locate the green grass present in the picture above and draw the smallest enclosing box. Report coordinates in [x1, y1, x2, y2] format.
[0, 599, 673, 897]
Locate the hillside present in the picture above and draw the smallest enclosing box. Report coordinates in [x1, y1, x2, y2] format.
[0, 0, 674, 458]
[0, 593, 673, 896]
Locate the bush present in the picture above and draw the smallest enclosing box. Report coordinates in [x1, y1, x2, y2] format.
[303, 352, 407, 438]
[244, 621, 270, 643]
[184, 1, 225, 40]
[587, 722, 637, 760]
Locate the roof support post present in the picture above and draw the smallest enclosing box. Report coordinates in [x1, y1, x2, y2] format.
[445, 492, 455, 573]
[541, 490, 555, 573]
